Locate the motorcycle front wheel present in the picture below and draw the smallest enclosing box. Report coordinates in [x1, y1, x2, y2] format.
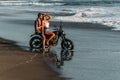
[29, 36, 42, 49]
[61, 38, 74, 50]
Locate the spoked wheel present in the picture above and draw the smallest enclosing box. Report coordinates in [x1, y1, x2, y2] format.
[61, 38, 74, 50]
[29, 36, 42, 49]
[61, 50, 74, 61]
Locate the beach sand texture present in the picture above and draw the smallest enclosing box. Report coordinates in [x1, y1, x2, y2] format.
[0, 38, 63, 80]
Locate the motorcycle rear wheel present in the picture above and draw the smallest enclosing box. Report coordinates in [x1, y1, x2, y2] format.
[61, 38, 74, 50]
[29, 36, 42, 49]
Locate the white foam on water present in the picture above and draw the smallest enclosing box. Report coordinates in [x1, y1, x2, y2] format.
[55, 7, 120, 31]
[0, 0, 64, 6]
[0, 0, 120, 31]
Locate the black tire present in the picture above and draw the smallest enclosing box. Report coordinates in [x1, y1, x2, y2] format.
[61, 38, 74, 50]
[29, 36, 42, 49]
[61, 50, 73, 61]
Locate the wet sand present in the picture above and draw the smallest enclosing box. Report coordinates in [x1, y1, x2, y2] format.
[0, 38, 63, 80]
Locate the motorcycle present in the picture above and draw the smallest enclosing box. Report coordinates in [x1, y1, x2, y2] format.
[29, 23, 74, 50]
[49, 49, 74, 68]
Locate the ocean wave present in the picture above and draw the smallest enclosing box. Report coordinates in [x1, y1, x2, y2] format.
[0, 1, 29, 6]
[1, 0, 120, 6]
[63, 1, 120, 6]
[0, 1, 64, 6]
[55, 7, 120, 31]
[1, 0, 120, 7]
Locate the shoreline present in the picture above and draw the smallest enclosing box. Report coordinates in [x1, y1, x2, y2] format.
[4, 18, 114, 30]
[0, 37, 64, 80]
[50, 21, 114, 30]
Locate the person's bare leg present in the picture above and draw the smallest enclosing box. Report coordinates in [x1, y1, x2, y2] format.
[42, 35, 46, 55]
[46, 32, 55, 45]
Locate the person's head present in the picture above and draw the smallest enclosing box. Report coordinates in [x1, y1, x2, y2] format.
[43, 13, 51, 21]
[42, 14, 46, 20]
[38, 13, 44, 19]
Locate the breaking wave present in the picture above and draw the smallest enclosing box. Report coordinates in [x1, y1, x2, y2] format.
[0, 1, 64, 6]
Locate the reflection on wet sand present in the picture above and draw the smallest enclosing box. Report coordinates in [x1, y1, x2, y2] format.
[30, 47, 74, 68]
[47, 49, 74, 68]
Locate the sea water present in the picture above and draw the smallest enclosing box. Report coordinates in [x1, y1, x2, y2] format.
[0, 0, 120, 30]
[1, 0, 120, 80]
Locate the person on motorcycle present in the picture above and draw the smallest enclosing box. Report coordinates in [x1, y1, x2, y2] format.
[35, 13, 46, 52]
[43, 14, 55, 48]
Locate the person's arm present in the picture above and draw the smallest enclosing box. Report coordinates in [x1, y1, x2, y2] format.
[46, 15, 52, 21]
[35, 19, 42, 33]
[41, 21, 45, 36]
[35, 20, 39, 33]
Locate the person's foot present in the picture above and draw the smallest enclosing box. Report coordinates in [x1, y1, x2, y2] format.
[46, 41, 49, 46]
[42, 50, 46, 56]
[42, 48, 45, 53]
[42, 47, 45, 51]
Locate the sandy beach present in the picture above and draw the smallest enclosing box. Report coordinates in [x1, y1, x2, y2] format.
[0, 38, 63, 80]
[1, 0, 120, 80]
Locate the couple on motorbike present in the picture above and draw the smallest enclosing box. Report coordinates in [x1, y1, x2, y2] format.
[35, 13, 55, 52]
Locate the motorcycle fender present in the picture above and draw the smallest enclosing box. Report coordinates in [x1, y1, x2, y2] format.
[31, 34, 42, 39]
